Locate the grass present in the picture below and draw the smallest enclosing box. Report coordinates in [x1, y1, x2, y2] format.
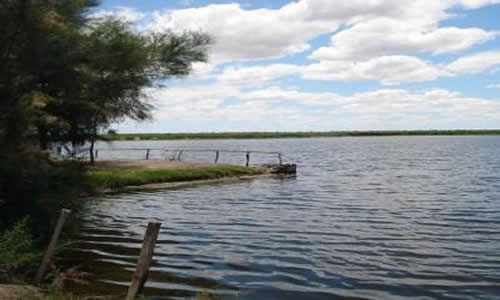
[103, 129, 500, 140]
[86, 165, 266, 190]
[0, 218, 40, 270]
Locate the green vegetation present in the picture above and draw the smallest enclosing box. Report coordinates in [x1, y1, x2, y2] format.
[103, 129, 500, 140]
[86, 166, 265, 190]
[0, 1, 210, 231]
[0, 218, 40, 270]
[0, 0, 211, 293]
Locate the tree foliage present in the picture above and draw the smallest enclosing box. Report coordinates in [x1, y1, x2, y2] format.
[0, 0, 211, 235]
[0, 0, 211, 151]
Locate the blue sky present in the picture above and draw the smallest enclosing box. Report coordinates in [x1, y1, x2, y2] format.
[94, 0, 500, 132]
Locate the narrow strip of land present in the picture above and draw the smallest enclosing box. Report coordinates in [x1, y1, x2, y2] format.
[104, 130, 500, 140]
[85, 160, 270, 192]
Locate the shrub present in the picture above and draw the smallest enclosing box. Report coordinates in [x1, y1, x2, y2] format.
[0, 218, 39, 269]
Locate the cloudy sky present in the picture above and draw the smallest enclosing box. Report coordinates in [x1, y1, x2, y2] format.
[95, 0, 500, 132]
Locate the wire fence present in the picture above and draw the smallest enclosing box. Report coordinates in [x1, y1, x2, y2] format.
[94, 148, 284, 166]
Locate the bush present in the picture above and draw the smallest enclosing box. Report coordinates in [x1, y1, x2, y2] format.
[0, 218, 39, 269]
[0, 151, 86, 243]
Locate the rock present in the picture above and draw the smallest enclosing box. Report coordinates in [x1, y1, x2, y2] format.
[271, 164, 297, 174]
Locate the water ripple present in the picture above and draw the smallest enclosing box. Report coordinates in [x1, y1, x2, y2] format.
[63, 137, 500, 299]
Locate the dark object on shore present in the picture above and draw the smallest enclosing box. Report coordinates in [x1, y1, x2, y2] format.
[271, 164, 297, 174]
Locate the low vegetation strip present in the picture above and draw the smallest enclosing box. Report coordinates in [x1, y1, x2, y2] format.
[86, 165, 266, 190]
[104, 130, 500, 140]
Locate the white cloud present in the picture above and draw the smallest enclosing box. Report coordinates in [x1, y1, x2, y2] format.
[146, 4, 338, 62]
[303, 56, 448, 85]
[218, 64, 302, 85]
[189, 62, 217, 78]
[92, 1, 500, 65]
[144, 83, 500, 130]
[311, 18, 496, 61]
[487, 83, 500, 89]
[446, 51, 500, 74]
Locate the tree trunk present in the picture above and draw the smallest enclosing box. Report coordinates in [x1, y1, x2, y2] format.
[89, 139, 95, 165]
[38, 126, 48, 150]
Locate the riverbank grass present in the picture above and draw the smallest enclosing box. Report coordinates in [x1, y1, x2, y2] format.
[86, 165, 266, 190]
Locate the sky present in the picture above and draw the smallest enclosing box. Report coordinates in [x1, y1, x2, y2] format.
[94, 0, 500, 133]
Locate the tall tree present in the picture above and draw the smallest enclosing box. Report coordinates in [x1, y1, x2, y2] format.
[0, 0, 211, 232]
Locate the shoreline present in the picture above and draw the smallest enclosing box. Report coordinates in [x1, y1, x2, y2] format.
[102, 130, 500, 141]
[101, 173, 280, 194]
[84, 160, 289, 195]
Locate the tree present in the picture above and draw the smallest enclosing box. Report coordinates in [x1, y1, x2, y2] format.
[0, 0, 211, 233]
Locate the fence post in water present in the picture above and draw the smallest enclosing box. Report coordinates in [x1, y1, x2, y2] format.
[35, 209, 71, 284]
[214, 150, 219, 164]
[146, 149, 150, 160]
[278, 153, 282, 165]
[177, 150, 183, 161]
[246, 152, 250, 167]
[95, 149, 98, 160]
[126, 222, 161, 300]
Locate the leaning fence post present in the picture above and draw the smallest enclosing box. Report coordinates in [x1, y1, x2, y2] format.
[126, 222, 161, 300]
[146, 149, 150, 160]
[246, 152, 250, 167]
[35, 209, 71, 284]
[214, 151, 219, 164]
[177, 151, 183, 161]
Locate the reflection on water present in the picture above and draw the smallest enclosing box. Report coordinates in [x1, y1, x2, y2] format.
[65, 136, 500, 299]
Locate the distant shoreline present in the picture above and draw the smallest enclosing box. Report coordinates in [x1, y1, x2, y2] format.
[104, 130, 500, 140]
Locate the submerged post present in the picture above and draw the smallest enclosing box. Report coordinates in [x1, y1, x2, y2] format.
[214, 150, 219, 164]
[146, 149, 150, 160]
[35, 209, 71, 284]
[246, 152, 250, 167]
[126, 222, 161, 300]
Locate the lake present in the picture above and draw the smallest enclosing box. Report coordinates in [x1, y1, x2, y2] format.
[67, 136, 500, 299]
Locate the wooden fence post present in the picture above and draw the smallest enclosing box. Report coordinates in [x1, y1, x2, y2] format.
[177, 151, 183, 161]
[146, 149, 150, 160]
[214, 151, 219, 164]
[246, 152, 250, 167]
[126, 222, 161, 300]
[278, 153, 282, 165]
[95, 149, 98, 160]
[35, 209, 71, 284]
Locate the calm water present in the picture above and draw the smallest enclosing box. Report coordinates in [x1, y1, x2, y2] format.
[68, 136, 500, 299]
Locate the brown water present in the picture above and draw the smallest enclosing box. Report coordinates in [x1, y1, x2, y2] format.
[66, 136, 500, 299]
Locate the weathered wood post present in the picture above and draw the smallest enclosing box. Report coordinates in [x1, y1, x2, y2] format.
[246, 152, 250, 167]
[177, 150, 183, 161]
[95, 149, 99, 160]
[35, 209, 71, 284]
[146, 149, 150, 160]
[278, 153, 282, 165]
[214, 150, 219, 164]
[126, 222, 161, 300]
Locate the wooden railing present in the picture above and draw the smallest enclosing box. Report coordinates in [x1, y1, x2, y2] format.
[94, 148, 283, 166]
